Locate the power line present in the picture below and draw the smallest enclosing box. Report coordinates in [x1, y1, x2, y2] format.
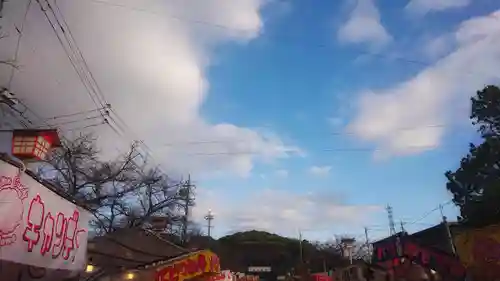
[41, 106, 108, 121]
[49, 0, 167, 171]
[165, 144, 462, 157]
[26, 0, 485, 169]
[59, 120, 108, 132]
[85, 0, 500, 80]
[34, 114, 105, 128]
[7, 0, 32, 89]
[46, 0, 108, 109]
[86, 0, 250, 32]
[160, 124, 448, 147]
[36, 0, 167, 173]
[35, 0, 103, 111]
[404, 200, 453, 226]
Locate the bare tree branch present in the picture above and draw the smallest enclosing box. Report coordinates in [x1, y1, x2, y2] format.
[38, 133, 187, 235]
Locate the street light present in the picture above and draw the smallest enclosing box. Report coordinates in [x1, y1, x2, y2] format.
[205, 209, 214, 237]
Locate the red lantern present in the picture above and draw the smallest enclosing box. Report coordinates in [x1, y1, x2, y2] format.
[11, 129, 61, 161]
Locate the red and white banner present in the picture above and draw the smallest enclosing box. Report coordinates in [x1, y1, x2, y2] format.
[0, 159, 90, 271]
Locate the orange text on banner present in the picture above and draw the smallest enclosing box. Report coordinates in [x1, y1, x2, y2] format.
[156, 250, 221, 281]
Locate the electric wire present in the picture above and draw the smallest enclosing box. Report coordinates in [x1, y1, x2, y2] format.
[51, 0, 109, 109]
[6, 0, 32, 89]
[42, 106, 108, 121]
[404, 200, 453, 226]
[60, 121, 108, 132]
[161, 124, 448, 147]
[34, 0, 482, 160]
[37, 0, 162, 171]
[51, 0, 167, 171]
[35, 0, 105, 114]
[85, 0, 500, 80]
[34, 114, 105, 128]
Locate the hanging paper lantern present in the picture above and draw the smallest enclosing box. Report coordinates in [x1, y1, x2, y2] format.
[11, 129, 61, 161]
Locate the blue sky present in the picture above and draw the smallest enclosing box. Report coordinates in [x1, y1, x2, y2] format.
[1, 0, 500, 242]
[193, 0, 500, 240]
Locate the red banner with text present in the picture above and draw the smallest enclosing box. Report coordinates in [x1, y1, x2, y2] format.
[156, 250, 221, 281]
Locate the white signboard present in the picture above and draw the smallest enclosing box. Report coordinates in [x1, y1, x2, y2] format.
[0, 160, 90, 271]
[248, 266, 271, 272]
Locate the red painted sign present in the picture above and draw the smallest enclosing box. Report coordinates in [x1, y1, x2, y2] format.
[311, 273, 332, 281]
[22, 195, 86, 262]
[156, 250, 220, 281]
[0, 161, 90, 271]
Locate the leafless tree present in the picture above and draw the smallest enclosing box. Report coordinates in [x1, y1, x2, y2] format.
[39, 134, 186, 235]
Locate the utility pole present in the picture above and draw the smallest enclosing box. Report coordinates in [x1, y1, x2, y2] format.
[299, 230, 303, 263]
[440, 203, 457, 256]
[204, 209, 214, 237]
[400, 220, 406, 233]
[181, 175, 194, 244]
[364, 227, 372, 261]
[386, 205, 396, 235]
[0, 0, 6, 18]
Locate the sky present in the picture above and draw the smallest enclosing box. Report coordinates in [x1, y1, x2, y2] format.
[1, 0, 500, 242]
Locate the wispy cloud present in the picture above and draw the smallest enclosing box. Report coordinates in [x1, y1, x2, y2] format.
[406, 0, 471, 15]
[274, 169, 289, 178]
[421, 34, 456, 60]
[193, 189, 382, 236]
[337, 0, 392, 49]
[347, 10, 500, 158]
[308, 166, 332, 177]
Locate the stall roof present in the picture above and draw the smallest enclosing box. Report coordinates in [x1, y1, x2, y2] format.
[88, 228, 191, 271]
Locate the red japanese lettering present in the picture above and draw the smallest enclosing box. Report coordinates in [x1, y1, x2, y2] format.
[23, 195, 45, 252]
[52, 212, 67, 259]
[62, 210, 80, 261]
[163, 265, 178, 281]
[174, 260, 186, 278]
[40, 212, 54, 256]
[197, 254, 207, 272]
[210, 255, 219, 271]
[185, 257, 198, 275]
[157, 266, 170, 281]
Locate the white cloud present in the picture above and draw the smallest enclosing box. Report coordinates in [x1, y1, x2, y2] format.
[337, 0, 392, 48]
[422, 34, 456, 60]
[347, 10, 500, 157]
[192, 189, 382, 236]
[308, 166, 331, 177]
[0, 0, 301, 177]
[406, 0, 471, 15]
[274, 169, 289, 178]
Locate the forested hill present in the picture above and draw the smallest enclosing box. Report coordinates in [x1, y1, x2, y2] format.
[203, 230, 347, 274]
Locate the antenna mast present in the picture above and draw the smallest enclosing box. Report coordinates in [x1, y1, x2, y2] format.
[386, 205, 396, 235]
